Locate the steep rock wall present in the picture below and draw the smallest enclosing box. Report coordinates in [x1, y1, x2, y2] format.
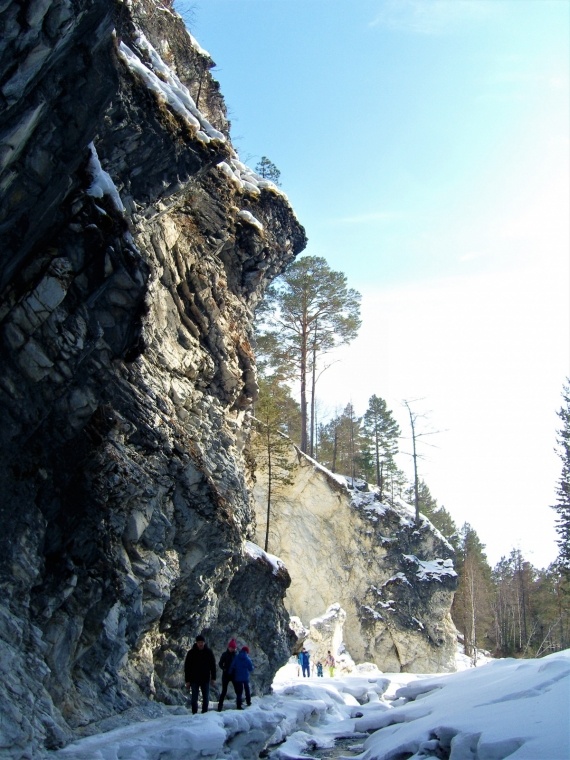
[253, 448, 458, 674]
[0, 1, 306, 757]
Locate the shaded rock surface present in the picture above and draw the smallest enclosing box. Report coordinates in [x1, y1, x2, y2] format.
[253, 449, 458, 674]
[0, 1, 306, 757]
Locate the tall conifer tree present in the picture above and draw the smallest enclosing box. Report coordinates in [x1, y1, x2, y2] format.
[452, 524, 494, 663]
[256, 256, 361, 453]
[362, 395, 400, 499]
[252, 376, 296, 552]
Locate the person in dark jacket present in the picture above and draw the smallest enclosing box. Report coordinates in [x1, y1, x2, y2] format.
[217, 638, 238, 711]
[184, 634, 217, 714]
[228, 645, 254, 709]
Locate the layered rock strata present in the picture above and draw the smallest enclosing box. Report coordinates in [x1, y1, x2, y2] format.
[0, 1, 306, 756]
[253, 448, 458, 673]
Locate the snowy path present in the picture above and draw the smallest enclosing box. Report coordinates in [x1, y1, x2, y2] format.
[50, 650, 570, 760]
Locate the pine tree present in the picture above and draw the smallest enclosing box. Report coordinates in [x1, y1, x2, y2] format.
[252, 376, 296, 552]
[361, 395, 400, 499]
[255, 156, 281, 186]
[256, 256, 361, 453]
[552, 380, 570, 578]
[317, 404, 367, 480]
[489, 552, 570, 658]
[527, 564, 570, 656]
[405, 479, 438, 520]
[491, 549, 536, 657]
[452, 524, 495, 663]
[383, 463, 408, 505]
[429, 504, 460, 551]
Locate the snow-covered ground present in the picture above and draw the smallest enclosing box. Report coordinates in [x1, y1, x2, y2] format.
[51, 649, 570, 759]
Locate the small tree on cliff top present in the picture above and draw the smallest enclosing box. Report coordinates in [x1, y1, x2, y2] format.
[255, 156, 281, 186]
[362, 395, 400, 499]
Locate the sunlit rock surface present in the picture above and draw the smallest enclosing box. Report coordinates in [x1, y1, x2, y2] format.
[0, 0, 306, 756]
[253, 449, 458, 674]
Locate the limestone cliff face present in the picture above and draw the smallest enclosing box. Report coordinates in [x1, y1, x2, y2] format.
[0, 1, 306, 756]
[253, 448, 458, 674]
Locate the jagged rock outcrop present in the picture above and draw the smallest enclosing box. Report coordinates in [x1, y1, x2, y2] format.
[0, 1, 306, 757]
[253, 449, 458, 674]
[307, 604, 352, 672]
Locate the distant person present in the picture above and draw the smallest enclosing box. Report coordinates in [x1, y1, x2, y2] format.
[184, 634, 216, 714]
[217, 638, 238, 711]
[300, 648, 310, 677]
[228, 645, 254, 709]
[316, 661, 324, 677]
[325, 650, 335, 677]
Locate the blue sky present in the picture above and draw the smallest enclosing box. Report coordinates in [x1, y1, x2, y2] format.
[180, 0, 569, 568]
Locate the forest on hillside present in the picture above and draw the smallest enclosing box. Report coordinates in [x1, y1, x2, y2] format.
[253, 255, 570, 661]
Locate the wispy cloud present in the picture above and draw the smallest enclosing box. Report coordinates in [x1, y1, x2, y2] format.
[457, 251, 487, 263]
[369, 0, 497, 35]
[328, 211, 399, 225]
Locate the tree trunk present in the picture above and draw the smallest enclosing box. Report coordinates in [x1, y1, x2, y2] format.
[309, 322, 317, 457]
[264, 426, 272, 552]
[374, 426, 381, 487]
[332, 427, 338, 472]
[405, 402, 420, 523]
[349, 406, 356, 482]
[300, 320, 308, 453]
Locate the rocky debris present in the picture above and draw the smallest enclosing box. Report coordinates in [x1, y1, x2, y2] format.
[0, 0, 306, 757]
[253, 448, 458, 674]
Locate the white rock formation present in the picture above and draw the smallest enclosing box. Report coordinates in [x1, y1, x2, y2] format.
[307, 604, 346, 668]
[253, 447, 458, 673]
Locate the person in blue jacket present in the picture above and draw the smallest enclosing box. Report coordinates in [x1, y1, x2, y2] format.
[228, 645, 254, 709]
[299, 648, 310, 677]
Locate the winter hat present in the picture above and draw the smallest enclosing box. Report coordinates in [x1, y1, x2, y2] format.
[195, 635, 205, 642]
[228, 639, 237, 649]
[241, 646, 249, 653]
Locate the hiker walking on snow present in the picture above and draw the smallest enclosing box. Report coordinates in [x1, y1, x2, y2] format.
[217, 638, 238, 711]
[228, 645, 254, 709]
[325, 650, 335, 677]
[184, 634, 217, 714]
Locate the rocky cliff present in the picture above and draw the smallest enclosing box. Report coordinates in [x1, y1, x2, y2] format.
[0, 1, 306, 756]
[253, 448, 458, 673]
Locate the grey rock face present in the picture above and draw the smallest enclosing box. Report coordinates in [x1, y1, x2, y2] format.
[0, 0, 306, 756]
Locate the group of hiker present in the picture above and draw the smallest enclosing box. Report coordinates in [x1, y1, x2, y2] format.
[184, 634, 338, 715]
[184, 635, 253, 714]
[297, 648, 336, 678]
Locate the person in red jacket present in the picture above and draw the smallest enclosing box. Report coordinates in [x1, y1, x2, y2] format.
[184, 634, 217, 714]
